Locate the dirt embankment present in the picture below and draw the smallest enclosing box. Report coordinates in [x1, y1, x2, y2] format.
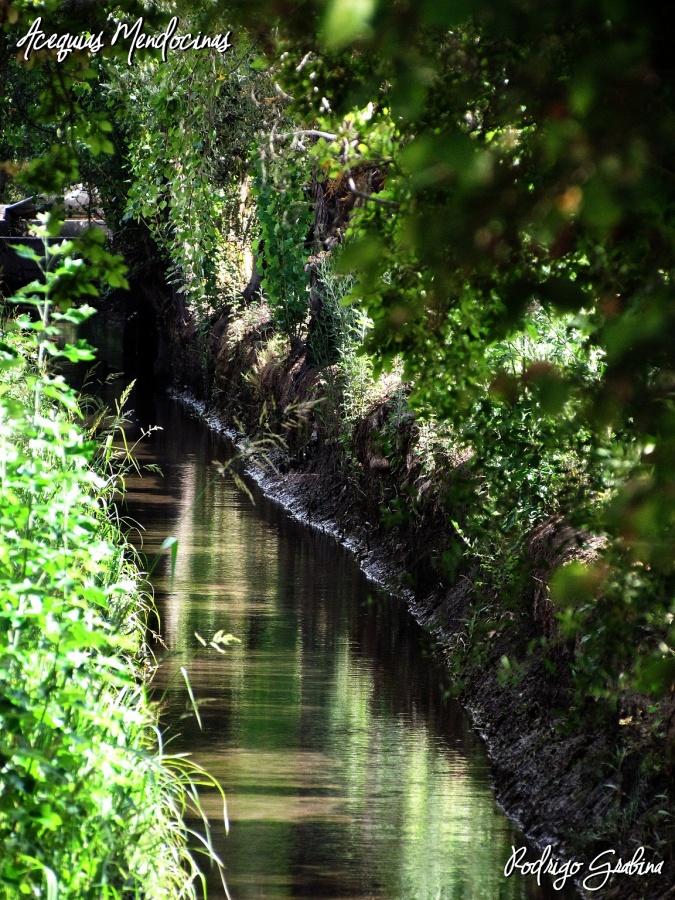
[166, 305, 673, 900]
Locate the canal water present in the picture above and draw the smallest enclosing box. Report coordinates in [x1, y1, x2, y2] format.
[121, 389, 578, 900]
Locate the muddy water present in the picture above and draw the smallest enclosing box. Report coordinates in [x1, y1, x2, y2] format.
[122, 391, 578, 900]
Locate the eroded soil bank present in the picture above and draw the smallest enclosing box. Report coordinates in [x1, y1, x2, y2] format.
[139, 291, 673, 900]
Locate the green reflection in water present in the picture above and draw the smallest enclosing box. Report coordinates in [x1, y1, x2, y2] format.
[123, 394, 576, 900]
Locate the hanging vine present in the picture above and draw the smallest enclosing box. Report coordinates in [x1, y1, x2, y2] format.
[113, 38, 269, 318]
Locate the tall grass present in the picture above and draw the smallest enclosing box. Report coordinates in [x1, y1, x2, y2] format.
[0, 227, 223, 898]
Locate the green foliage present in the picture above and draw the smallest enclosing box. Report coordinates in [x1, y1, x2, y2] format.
[307, 253, 361, 365]
[252, 149, 313, 335]
[452, 307, 604, 582]
[0, 1, 147, 198]
[254, 2, 675, 698]
[0, 234, 223, 898]
[115, 35, 269, 317]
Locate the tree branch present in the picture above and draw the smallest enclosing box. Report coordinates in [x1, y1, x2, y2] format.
[274, 129, 338, 141]
[347, 177, 399, 208]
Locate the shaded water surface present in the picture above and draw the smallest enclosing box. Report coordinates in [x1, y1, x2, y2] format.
[122, 393, 577, 900]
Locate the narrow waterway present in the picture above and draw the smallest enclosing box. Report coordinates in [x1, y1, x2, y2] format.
[122, 390, 578, 900]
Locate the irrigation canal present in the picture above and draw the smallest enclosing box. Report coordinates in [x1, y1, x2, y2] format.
[121, 389, 579, 900]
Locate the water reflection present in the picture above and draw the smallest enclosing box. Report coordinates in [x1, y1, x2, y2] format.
[122, 392, 577, 900]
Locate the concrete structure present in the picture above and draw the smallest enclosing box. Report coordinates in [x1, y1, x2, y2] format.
[0, 194, 108, 294]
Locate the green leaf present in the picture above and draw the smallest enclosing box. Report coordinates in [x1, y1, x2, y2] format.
[322, 0, 377, 49]
[9, 244, 43, 264]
